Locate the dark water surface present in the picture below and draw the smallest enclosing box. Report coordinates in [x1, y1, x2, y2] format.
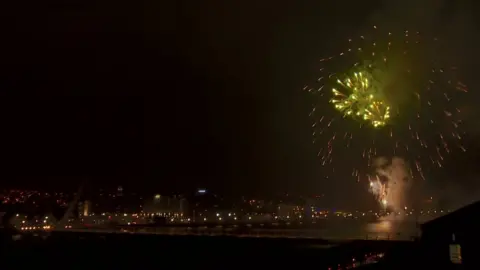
[1, 230, 410, 269]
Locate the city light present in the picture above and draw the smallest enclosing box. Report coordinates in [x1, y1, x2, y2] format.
[2, 188, 449, 241]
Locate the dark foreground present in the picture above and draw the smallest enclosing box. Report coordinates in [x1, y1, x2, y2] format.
[0, 231, 442, 269]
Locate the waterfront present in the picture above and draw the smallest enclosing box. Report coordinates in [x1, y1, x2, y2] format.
[13, 218, 420, 241]
[0, 213, 432, 269]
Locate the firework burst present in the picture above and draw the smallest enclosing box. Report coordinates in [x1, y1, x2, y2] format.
[330, 70, 391, 128]
[306, 25, 468, 184]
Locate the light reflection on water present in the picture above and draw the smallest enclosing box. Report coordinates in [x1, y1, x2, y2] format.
[99, 218, 426, 241]
[366, 220, 392, 233]
[364, 220, 419, 240]
[316, 219, 420, 240]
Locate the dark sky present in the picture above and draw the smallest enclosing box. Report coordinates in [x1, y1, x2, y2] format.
[1, 1, 479, 207]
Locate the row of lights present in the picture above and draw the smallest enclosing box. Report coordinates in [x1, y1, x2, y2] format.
[20, 225, 52, 230]
[96, 212, 185, 217]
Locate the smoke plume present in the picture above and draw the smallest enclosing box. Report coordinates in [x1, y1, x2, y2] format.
[369, 157, 412, 215]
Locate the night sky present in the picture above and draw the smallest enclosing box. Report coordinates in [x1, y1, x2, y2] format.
[1, 1, 479, 207]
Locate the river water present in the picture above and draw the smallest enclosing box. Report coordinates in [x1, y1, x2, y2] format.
[115, 218, 423, 241]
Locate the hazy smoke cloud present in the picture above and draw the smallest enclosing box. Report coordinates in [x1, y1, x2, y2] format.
[366, 1, 480, 206]
[367, 0, 476, 85]
[370, 157, 412, 215]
